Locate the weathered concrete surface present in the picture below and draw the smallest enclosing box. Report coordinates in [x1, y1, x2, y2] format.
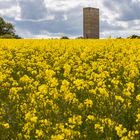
[83, 7, 99, 39]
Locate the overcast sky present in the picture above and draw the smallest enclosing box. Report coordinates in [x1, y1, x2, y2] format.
[0, 0, 140, 38]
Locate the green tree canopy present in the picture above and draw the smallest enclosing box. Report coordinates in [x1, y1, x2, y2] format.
[0, 17, 21, 39]
[127, 34, 140, 39]
[60, 36, 69, 39]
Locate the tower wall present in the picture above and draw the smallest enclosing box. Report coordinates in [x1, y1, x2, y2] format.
[83, 7, 99, 39]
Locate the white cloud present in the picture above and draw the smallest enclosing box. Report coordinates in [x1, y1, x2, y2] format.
[44, 0, 90, 11]
[0, 6, 20, 19]
[0, 0, 140, 38]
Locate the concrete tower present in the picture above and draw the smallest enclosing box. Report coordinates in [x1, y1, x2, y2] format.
[83, 7, 99, 39]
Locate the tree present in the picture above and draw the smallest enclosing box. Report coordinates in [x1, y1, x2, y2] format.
[0, 17, 21, 39]
[127, 34, 140, 39]
[60, 36, 69, 39]
[116, 37, 122, 39]
[76, 36, 84, 39]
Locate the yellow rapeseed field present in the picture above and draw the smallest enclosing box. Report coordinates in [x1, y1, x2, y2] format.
[0, 39, 140, 140]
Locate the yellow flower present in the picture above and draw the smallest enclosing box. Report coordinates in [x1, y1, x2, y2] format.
[115, 96, 124, 103]
[1, 38, 140, 140]
[25, 112, 38, 123]
[98, 88, 109, 97]
[64, 92, 77, 104]
[136, 94, 140, 101]
[35, 129, 43, 138]
[38, 84, 48, 94]
[136, 114, 140, 122]
[120, 136, 129, 140]
[30, 116, 38, 123]
[3, 123, 10, 129]
[73, 79, 84, 90]
[94, 123, 104, 133]
[45, 69, 55, 79]
[50, 78, 58, 87]
[19, 75, 32, 84]
[115, 124, 127, 137]
[68, 115, 82, 125]
[60, 80, 69, 92]
[126, 82, 134, 92]
[135, 130, 139, 135]
[51, 134, 64, 140]
[123, 91, 131, 97]
[86, 115, 96, 121]
[84, 99, 93, 108]
[63, 63, 71, 76]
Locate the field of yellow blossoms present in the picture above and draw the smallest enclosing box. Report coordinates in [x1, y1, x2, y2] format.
[0, 39, 140, 140]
